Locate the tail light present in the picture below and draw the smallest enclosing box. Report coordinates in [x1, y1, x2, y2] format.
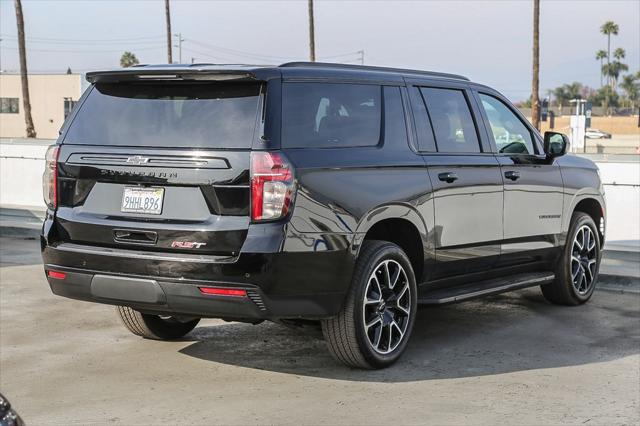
[42, 145, 59, 210]
[47, 270, 66, 280]
[250, 151, 295, 222]
[199, 287, 247, 297]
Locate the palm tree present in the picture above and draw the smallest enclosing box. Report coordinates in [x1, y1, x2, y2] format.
[603, 62, 629, 91]
[308, 0, 316, 62]
[602, 48, 628, 92]
[531, 0, 540, 130]
[553, 82, 583, 116]
[595, 50, 607, 87]
[600, 21, 619, 86]
[14, 0, 36, 138]
[165, 0, 172, 63]
[120, 51, 139, 68]
[619, 73, 639, 109]
[613, 47, 625, 61]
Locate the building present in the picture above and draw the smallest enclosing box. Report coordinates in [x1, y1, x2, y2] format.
[0, 73, 83, 139]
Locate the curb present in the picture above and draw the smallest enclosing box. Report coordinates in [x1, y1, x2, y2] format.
[598, 273, 640, 293]
[0, 226, 41, 239]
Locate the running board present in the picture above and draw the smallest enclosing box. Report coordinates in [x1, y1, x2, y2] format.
[418, 272, 555, 305]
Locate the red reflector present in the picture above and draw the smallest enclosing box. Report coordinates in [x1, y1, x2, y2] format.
[48, 271, 66, 280]
[198, 287, 247, 297]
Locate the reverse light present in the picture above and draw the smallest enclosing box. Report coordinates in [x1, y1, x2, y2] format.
[47, 271, 66, 280]
[199, 287, 247, 297]
[42, 145, 60, 210]
[250, 151, 295, 222]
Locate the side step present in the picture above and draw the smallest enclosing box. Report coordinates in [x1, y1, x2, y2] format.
[418, 272, 555, 305]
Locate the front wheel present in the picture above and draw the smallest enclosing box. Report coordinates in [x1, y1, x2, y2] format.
[322, 240, 417, 369]
[116, 306, 200, 340]
[541, 212, 601, 305]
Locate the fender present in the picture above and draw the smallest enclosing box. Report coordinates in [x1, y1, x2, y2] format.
[562, 190, 606, 234]
[350, 202, 431, 258]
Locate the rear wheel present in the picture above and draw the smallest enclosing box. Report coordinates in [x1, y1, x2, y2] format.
[322, 240, 417, 369]
[541, 212, 601, 305]
[116, 306, 200, 340]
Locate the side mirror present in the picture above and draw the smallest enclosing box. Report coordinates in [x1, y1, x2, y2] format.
[544, 131, 568, 159]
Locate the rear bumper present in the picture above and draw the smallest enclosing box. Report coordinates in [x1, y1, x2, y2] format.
[44, 266, 347, 321]
[41, 221, 355, 320]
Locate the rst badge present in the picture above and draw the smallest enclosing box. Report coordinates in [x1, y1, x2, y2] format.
[171, 241, 207, 249]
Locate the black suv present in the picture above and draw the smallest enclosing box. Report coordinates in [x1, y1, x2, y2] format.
[41, 62, 605, 369]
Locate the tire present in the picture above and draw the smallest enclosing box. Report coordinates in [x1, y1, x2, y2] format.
[541, 212, 601, 305]
[116, 306, 200, 340]
[322, 240, 417, 369]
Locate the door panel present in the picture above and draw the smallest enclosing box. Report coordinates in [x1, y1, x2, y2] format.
[497, 155, 564, 254]
[473, 90, 564, 264]
[407, 84, 504, 280]
[426, 154, 504, 278]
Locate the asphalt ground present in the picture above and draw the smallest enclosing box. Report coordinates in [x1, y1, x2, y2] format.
[1, 235, 638, 425]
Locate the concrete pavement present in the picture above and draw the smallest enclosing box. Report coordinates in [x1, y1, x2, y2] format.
[0, 235, 638, 425]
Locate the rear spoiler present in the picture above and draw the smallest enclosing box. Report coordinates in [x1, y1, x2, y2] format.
[86, 69, 260, 83]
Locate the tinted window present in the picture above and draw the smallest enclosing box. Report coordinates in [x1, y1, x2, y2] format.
[420, 87, 480, 153]
[383, 86, 409, 149]
[282, 83, 381, 148]
[479, 94, 535, 155]
[64, 83, 261, 148]
[408, 87, 436, 152]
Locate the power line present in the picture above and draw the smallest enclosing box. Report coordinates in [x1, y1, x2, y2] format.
[0, 38, 167, 46]
[181, 47, 262, 64]
[0, 45, 165, 54]
[187, 39, 296, 61]
[0, 34, 165, 43]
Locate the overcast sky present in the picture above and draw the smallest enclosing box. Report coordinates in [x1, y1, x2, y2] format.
[0, 0, 638, 101]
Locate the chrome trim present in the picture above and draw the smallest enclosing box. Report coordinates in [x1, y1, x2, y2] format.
[53, 242, 237, 264]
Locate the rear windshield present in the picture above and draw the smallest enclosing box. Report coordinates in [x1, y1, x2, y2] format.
[64, 82, 261, 148]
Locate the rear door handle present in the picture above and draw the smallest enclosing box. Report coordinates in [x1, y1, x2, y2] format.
[438, 172, 458, 183]
[504, 171, 520, 181]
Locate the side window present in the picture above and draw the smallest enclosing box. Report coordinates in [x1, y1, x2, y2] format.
[420, 88, 480, 153]
[382, 86, 408, 149]
[408, 86, 436, 152]
[479, 94, 535, 155]
[281, 83, 381, 148]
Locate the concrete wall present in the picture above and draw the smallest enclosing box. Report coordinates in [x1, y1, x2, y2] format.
[0, 139, 53, 208]
[0, 74, 82, 139]
[0, 139, 638, 246]
[595, 161, 640, 245]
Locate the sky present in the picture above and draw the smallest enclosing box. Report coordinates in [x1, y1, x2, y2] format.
[0, 0, 638, 101]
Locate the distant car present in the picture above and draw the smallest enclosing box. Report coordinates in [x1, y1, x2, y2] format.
[586, 128, 612, 139]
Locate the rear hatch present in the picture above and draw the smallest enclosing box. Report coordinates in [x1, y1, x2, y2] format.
[54, 80, 263, 255]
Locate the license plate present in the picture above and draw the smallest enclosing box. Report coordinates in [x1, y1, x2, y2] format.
[121, 187, 164, 215]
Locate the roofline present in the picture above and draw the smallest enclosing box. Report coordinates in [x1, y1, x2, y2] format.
[279, 61, 470, 81]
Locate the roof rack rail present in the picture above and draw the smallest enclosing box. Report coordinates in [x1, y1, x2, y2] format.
[279, 61, 470, 81]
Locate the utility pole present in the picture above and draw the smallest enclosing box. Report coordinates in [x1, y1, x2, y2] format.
[531, 0, 541, 131]
[165, 0, 172, 63]
[357, 50, 365, 65]
[174, 33, 184, 63]
[14, 0, 36, 138]
[308, 0, 316, 62]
